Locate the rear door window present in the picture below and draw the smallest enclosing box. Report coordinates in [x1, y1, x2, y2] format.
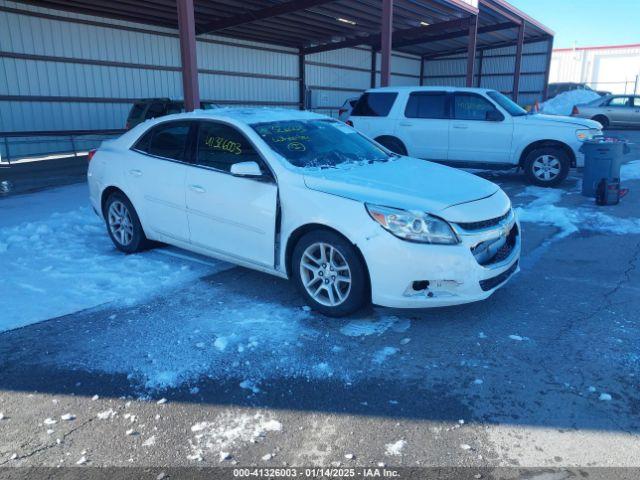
[453, 93, 499, 121]
[128, 103, 145, 121]
[351, 93, 398, 117]
[405, 92, 448, 119]
[135, 121, 191, 161]
[145, 102, 167, 119]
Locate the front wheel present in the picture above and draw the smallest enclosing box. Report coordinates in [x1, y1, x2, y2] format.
[292, 230, 369, 317]
[523, 147, 570, 187]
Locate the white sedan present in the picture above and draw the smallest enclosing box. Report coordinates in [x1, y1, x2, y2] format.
[88, 108, 520, 317]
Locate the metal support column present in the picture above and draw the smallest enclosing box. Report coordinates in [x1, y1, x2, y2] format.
[177, 0, 200, 111]
[476, 49, 484, 88]
[512, 22, 526, 102]
[298, 49, 306, 110]
[370, 47, 377, 88]
[542, 35, 554, 100]
[466, 15, 478, 87]
[380, 0, 393, 87]
[419, 56, 425, 86]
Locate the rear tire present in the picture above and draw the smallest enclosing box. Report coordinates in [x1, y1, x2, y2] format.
[592, 115, 609, 129]
[104, 191, 149, 253]
[292, 230, 369, 317]
[376, 136, 407, 156]
[523, 147, 570, 187]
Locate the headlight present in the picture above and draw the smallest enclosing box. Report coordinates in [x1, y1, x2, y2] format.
[576, 128, 602, 142]
[366, 204, 459, 244]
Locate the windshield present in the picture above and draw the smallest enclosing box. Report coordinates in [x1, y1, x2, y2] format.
[252, 120, 391, 168]
[487, 91, 528, 116]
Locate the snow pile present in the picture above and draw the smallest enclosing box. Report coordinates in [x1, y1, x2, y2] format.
[540, 89, 601, 115]
[516, 185, 640, 238]
[0, 184, 224, 332]
[188, 412, 282, 462]
[621, 160, 640, 181]
[340, 317, 411, 337]
[385, 439, 406, 456]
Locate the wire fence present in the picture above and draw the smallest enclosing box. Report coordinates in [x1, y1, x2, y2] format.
[586, 78, 639, 95]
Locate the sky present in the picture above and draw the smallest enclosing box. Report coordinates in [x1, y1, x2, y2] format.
[507, 0, 640, 49]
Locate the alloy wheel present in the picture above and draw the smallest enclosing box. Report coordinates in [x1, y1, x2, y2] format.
[299, 242, 352, 307]
[532, 154, 561, 181]
[108, 200, 134, 246]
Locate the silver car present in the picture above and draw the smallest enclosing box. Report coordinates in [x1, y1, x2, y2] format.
[572, 95, 640, 128]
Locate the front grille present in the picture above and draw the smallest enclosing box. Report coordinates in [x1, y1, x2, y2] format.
[457, 210, 511, 231]
[479, 261, 518, 292]
[471, 224, 519, 266]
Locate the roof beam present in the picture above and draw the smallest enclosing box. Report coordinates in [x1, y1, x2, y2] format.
[422, 34, 551, 59]
[479, 0, 521, 25]
[391, 20, 514, 49]
[302, 17, 469, 55]
[196, 0, 338, 35]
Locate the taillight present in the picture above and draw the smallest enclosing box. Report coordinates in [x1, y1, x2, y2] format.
[125, 121, 131, 130]
[571, 105, 580, 115]
[346, 120, 354, 127]
[87, 149, 97, 162]
[338, 108, 347, 116]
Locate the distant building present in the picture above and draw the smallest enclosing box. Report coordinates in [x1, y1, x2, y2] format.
[550, 43, 640, 95]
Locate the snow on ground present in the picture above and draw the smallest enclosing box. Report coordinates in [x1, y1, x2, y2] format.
[515, 175, 640, 239]
[621, 160, 640, 181]
[0, 184, 226, 332]
[385, 439, 406, 456]
[540, 89, 601, 116]
[187, 411, 282, 462]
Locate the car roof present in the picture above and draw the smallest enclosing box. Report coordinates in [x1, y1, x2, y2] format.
[364, 86, 496, 94]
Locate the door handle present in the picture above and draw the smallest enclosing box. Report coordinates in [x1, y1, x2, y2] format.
[399, 122, 413, 127]
[129, 169, 142, 177]
[189, 185, 206, 193]
[452, 124, 469, 129]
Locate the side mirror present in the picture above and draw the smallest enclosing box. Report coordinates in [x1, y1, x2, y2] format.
[230, 161, 263, 177]
[486, 110, 504, 122]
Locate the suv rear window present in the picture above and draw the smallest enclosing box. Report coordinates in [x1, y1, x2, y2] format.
[351, 93, 398, 117]
[128, 103, 145, 120]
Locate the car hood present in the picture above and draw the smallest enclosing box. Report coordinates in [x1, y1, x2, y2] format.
[302, 157, 500, 216]
[516, 113, 601, 129]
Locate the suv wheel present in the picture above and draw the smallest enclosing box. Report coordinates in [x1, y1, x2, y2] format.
[292, 230, 369, 317]
[104, 192, 149, 253]
[523, 147, 570, 187]
[592, 115, 609, 129]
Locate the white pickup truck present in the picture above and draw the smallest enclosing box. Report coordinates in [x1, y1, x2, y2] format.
[347, 87, 602, 186]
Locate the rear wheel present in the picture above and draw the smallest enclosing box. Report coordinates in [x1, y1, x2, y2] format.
[292, 230, 369, 317]
[104, 191, 149, 253]
[523, 147, 570, 187]
[376, 136, 407, 156]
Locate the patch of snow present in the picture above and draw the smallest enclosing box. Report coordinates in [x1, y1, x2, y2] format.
[239, 379, 261, 394]
[97, 409, 116, 420]
[91, 395, 99, 401]
[0, 184, 226, 332]
[599, 393, 612, 401]
[473, 379, 483, 385]
[43, 418, 56, 425]
[509, 335, 523, 341]
[385, 439, 406, 456]
[340, 316, 409, 337]
[156, 398, 167, 405]
[302, 306, 312, 312]
[142, 435, 156, 447]
[262, 453, 273, 461]
[373, 347, 398, 364]
[188, 412, 282, 462]
[214, 337, 229, 351]
[125, 428, 136, 436]
[344, 453, 355, 460]
[400, 338, 411, 345]
[540, 89, 601, 116]
[460, 443, 472, 450]
[588, 386, 597, 393]
[60, 413, 75, 421]
[621, 160, 640, 181]
[76, 456, 87, 465]
[0, 413, 4, 420]
[478, 332, 487, 339]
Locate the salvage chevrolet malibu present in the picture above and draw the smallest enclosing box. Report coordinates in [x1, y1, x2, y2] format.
[88, 108, 520, 317]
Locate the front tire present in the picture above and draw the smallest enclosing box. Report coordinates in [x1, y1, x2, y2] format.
[104, 191, 149, 253]
[292, 230, 369, 317]
[592, 115, 609, 129]
[376, 136, 407, 156]
[523, 147, 570, 187]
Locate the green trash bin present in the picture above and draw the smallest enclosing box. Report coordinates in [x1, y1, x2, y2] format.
[580, 136, 629, 198]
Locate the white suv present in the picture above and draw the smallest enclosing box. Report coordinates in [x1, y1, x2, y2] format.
[347, 87, 602, 186]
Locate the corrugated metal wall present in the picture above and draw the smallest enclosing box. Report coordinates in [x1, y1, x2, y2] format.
[550, 45, 640, 94]
[422, 40, 552, 107]
[0, 0, 421, 138]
